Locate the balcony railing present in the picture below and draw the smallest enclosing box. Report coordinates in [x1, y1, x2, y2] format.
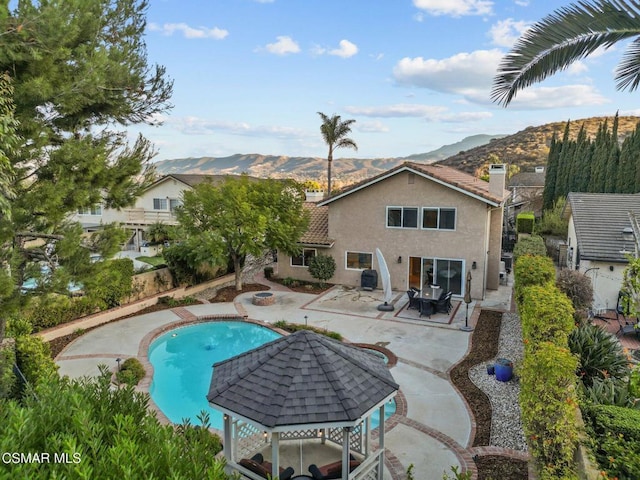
[122, 208, 178, 225]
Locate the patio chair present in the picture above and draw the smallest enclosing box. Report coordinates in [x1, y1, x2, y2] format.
[308, 455, 361, 480]
[407, 288, 421, 310]
[434, 291, 453, 315]
[239, 453, 295, 480]
[418, 297, 435, 318]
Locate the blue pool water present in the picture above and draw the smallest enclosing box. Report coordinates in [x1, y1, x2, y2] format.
[149, 321, 396, 430]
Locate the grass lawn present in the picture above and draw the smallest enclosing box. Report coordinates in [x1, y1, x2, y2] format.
[136, 255, 166, 267]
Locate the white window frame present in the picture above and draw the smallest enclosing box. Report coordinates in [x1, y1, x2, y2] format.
[291, 248, 316, 267]
[386, 206, 419, 229]
[345, 251, 373, 271]
[77, 205, 102, 216]
[421, 207, 457, 231]
[153, 198, 168, 210]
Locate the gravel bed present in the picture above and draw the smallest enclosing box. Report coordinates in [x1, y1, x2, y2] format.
[469, 312, 527, 451]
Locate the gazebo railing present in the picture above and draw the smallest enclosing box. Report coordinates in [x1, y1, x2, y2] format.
[326, 425, 365, 455]
[351, 450, 383, 480]
[234, 420, 267, 460]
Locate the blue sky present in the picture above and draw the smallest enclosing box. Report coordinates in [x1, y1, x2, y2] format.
[133, 0, 640, 162]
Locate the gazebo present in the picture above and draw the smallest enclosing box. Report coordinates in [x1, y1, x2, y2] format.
[207, 329, 399, 480]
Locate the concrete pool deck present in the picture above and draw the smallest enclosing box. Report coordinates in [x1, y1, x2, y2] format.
[54, 275, 517, 480]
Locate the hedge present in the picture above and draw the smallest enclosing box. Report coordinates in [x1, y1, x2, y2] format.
[520, 284, 575, 348]
[519, 342, 580, 480]
[513, 253, 556, 302]
[513, 235, 547, 262]
[516, 211, 535, 234]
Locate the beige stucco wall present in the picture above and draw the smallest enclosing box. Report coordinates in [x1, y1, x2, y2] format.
[278, 171, 497, 300]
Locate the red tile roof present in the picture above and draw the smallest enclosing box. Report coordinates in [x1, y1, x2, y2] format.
[321, 162, 508, 206]
[300, 203, 333, 246]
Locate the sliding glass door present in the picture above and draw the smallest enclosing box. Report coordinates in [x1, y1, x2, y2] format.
[408, 256, 464, 295]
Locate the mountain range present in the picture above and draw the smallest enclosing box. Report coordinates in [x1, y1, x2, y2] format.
[153, 115, 640, 186]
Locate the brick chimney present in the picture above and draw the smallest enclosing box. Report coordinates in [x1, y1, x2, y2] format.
[488, 164, 506, 199]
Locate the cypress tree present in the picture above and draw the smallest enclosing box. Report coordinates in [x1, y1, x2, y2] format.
[604, 113, 620, 192]
[543, 132, 560, 210]
[589, 119, 609, 192]
[554, 121, 574, 200]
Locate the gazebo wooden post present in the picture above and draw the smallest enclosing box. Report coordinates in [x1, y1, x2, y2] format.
[342, 427, 351, 479]
[378, 404, 386, 479]
[271, 432, 280, 479]
[223, 414, 233, 464]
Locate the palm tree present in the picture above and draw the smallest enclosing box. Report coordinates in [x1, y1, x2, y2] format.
[492, 0, 640, 107]
[317, 112, 357, 195]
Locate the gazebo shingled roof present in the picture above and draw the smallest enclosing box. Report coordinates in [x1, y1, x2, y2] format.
[206, 330, 398, 430]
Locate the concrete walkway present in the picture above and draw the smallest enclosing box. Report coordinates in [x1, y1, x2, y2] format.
[55, 273, 515, 480]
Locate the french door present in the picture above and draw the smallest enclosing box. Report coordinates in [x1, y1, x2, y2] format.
[408, 256, 464, 295]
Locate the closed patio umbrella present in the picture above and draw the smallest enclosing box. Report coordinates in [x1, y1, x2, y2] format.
[461, 271, 473, 332]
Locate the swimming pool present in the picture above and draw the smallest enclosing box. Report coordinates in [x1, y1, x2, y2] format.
[149, 320, 396, 430]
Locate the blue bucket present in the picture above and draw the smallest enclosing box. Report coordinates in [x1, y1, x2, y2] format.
[494, 358, 513, 382]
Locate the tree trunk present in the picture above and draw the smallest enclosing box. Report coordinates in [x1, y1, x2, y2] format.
[327, 147, 333, 195]
[234, 256, 243, 291]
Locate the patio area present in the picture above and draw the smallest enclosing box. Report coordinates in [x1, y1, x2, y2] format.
[52, 272, 516, 480]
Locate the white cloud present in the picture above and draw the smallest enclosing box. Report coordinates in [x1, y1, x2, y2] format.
[566, 61, 588, 75]
[174, 117, 309, 139]
[345, 103, 492, 123]
[345, 104, 448, 118]
[514, 0, 529, 6]
[393, 49, 504, 101]
[148, 22, 228, 40]
[329, 39, 359, 58]
[264, 36, 300, 55]
[357, 121, 390, 133]
[502, 85, 609, 109]
[412, 0, 493, 17]
[438, 111, 493, 122]
[488, 19, 530, 48]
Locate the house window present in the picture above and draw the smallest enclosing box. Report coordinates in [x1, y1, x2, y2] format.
[153, 198, 168, 210]
[291, 248, 316, 267]
[346, 251, 372, 270]
[77, 205, 102, 215]
[169, 199, 182, 212]
[422, 208, 456, 230]
[387, 207, 418, 229]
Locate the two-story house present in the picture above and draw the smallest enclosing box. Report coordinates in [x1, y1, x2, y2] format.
[277, 162, 509, 300]
[71, 174, 229, 250]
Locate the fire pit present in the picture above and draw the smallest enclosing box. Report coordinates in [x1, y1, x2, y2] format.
[252, 292, 275, 306]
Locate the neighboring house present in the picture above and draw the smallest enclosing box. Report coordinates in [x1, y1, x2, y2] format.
[506, 167, 545, 224]
[70, 174, 231, 250]
[277, 162, 509, 300]
[563, 192, 640, 311]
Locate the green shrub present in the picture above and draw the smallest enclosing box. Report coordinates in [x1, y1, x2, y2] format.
[14, 335, 58, 390]
[516, 211, 535, 234]
[568, 323, 630, 387]
[536, 197, 568, 237]
[84, 258, 134, 308]
[596, 432, 640, 480]
[0, 340, 16, 399]
[513, 253, 555, 302]
[0, 369, 230, 479]
[272, 320, 342, 341]
[280, 277, 295, 286]
[513, 235, 547, 262]
[556, 269, 594, 311]
[308, 254, 336, 286]
[519, 342, 580, 480]
[586, 404, 640, 441]
[116, 357, 146, 386]
[520, 284, 574, 347]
